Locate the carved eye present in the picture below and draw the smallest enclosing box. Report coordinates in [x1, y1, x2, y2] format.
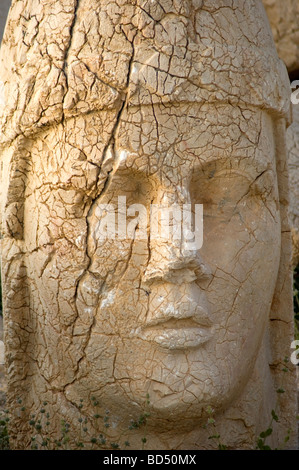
[102, 169, 155, 206]
[190, 163, 278, 224]
[190, 170, 250, 209]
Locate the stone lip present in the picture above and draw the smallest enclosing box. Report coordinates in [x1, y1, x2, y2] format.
[140, 325, 212, 350]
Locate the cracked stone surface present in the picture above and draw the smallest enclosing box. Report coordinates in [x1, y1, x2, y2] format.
[0, 0, 297, 450]
[287, 104, 299, 267]
[0, 317, 6, 410]
[263, 0, 299, 268]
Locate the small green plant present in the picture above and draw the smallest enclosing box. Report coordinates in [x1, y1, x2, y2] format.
[256, 357, 293, 450]
[0, 393, 152, 450]
[203, 406, 227, 450]
[0, 408, 9, 450]
[202, 356, 295, 451]
[128, 393, 151, 450]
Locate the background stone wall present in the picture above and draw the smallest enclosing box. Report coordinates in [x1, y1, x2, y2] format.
[263, 0, 299, 75]
[263, 0, 299, 267]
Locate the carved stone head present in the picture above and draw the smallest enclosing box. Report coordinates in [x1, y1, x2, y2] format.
[0, 0, 296, 449]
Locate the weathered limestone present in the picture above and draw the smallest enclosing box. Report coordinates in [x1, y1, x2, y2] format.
[260, 0, 299, 427]
[263, 0, 299, 73]
[0, 0, 297, 449]
[287, 104, 299, 267]
[263, 1, 299, 268]
[0, 316, 6, 408]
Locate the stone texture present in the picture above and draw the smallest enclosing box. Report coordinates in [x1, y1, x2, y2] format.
[263, 1, 299, 268]
[287, 104, 299, 267]
[0, 0, 297, 450]
[0, 316, 6, 410]
[263, 0, 299, 73]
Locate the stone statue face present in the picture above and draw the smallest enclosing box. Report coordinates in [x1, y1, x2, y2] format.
[1, 0, 296, 449]
[24, 101, 281, 422]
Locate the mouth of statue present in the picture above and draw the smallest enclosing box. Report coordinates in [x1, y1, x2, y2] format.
[136, 305, 213, 350]
[142, 323, 212, 350]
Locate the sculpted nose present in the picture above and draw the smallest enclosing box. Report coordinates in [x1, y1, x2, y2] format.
[143, 184, 210, 285]
[143, 240, 212, 285]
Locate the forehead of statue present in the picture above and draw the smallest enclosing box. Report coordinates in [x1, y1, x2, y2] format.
[27, 102, 275, 186]
[0, 0, 290, 149]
